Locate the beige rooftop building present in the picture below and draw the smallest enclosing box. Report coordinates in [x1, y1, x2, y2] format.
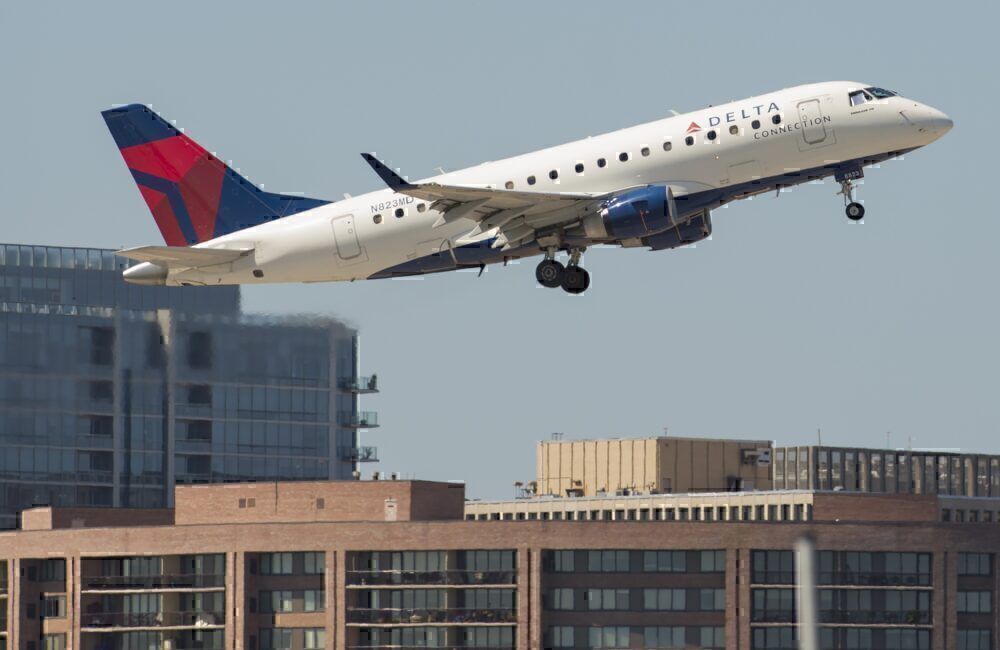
[535, 436, 773, 498]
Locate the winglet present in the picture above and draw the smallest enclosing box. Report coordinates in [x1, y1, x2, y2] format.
[361, 153, 415, 190]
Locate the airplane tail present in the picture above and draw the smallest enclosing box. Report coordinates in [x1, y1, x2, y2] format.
[101, 104, 329, 246]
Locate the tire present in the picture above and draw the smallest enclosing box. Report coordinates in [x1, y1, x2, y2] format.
[561, 266, 590, 294]
[846, 202, 865, 221]
[535, 259, 565, 288]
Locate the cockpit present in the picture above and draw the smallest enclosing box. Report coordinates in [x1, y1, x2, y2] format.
[848, 87, 899, 106]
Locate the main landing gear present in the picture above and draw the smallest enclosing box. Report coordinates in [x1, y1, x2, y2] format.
[535, 248, 590, 294]
[838, 178, 865, 221]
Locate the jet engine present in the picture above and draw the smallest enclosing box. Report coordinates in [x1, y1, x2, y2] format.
[641, 209, 713, 251]
[583, 185, 676, 240]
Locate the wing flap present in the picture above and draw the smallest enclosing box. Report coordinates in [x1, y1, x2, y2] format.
[116, 245, 252, 268]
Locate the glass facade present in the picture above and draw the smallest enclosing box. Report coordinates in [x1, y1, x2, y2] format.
[774, 445, 1000, 496]
[751, 550, 935, 650]
[0, 242, 372, 528]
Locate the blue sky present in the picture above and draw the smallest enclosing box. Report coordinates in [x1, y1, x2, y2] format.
[1, 1, 996, 498]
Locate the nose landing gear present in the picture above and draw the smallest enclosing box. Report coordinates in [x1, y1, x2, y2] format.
[837, 169, 865, 221]
[535, 248, 590, 294]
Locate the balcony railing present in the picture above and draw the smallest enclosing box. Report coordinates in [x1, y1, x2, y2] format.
[347, 607, 516, 625]
[347, 570, 517, 587]
[339, 411, 379, 429]
[82, 573, 225, 590]
[80, 610, 225, 628]
[341, 446, 379, 463]
[339, 376, 380, 393]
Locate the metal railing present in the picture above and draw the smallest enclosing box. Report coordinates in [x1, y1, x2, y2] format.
[347, 607, 516, 625]
[339, 376, 379, 393]
[80, 610, 225, 628]
[341, 446, 379, 462]
[347, 570, 517, 587]
[339, 411, 379, 428]
[82, 573, 225, 590]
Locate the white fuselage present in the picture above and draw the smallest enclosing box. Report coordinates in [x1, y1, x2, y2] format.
[139, 81, 951, 286]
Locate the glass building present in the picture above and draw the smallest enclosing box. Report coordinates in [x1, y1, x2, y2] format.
[0, 242, 378, 529]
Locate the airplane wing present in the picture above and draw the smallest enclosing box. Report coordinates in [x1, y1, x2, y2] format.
[362, 153, 612, 250]
[116, 245, 253, 268]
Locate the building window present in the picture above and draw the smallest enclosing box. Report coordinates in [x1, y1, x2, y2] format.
[551, 550, 575, 572]
[588, 627, 630, 649]
[304, 552, 325, 575]
[549, 626, 574, 648]
[550, 587, 574, 610]
[957, 630, 991, 650]
[42, 636, 66, 650]
[586, 550, 630, 572]
[958, 591, 992, 613]
[700, 550, 726, 572]
[188, 332, 212, 369]
[260, 552, 293, 575]
[643, 588, 686, 610]
[585, 588, 630, 611]
[958, 552, 992, 575]
[685, 136, 694, 146]
[41, 595, 66, 618]
[752, 550, 794, 584]
[39, 559, 66, 583]
[643, 551, 686, 572]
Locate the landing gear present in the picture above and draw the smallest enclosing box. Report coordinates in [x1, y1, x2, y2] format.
[535, 248, 590, 294]
[535, 259, 565, 288]
[560, 264, 590, 294]
[838, 177, 865, 221]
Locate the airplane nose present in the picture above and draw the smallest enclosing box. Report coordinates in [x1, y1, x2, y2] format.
[926, 107, 953, 135]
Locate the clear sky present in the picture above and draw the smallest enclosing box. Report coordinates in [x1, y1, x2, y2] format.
[2, 1, 996, 499]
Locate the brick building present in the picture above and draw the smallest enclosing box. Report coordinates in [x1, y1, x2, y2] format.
[0, 480, 998, 650]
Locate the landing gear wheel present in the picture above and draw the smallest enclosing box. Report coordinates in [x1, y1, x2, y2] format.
[561, 266, 590, 294]
[846, 202, 865, 221]
[535, 259, 565, 288]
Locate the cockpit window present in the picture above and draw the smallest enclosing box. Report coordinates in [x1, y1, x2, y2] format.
[849, 90, 873, 106]
[865, 87, 898, 99]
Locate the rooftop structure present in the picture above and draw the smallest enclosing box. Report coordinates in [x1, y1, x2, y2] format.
[535, 436, 773, 498]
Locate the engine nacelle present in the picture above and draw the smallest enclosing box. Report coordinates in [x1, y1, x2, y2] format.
[583, 185, 676, 240]
[641, 209, 713, 251]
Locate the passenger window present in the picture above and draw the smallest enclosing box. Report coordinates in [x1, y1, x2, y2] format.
[640, 147, 650, 157]
[618, 152, 629, 162]
[707, 130, 717, 141]
[663, 141, 672, 152]
[373, 214, 382, 224]
[527, 175, 536, 185]
[394, 208, 404, 218]
[772, 114, 782, 125]
[729, 125, 739, 135]
[751, 120, 760, 129]
[549, 170, 559, 180]
[597, 158, 607, 168]
[575, 163, 584, 173]
[505, 181, 514, 190]
[417, 203, 426, 213]
[685, 136, 694, 146]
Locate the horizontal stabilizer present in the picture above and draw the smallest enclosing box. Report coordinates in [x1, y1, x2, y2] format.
[116, 245, 252, 268]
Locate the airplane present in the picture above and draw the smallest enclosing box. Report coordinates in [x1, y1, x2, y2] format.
[103, 81, 951, 294]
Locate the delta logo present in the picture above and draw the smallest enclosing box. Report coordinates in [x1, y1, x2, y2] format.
[686, 122, 702, 134]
